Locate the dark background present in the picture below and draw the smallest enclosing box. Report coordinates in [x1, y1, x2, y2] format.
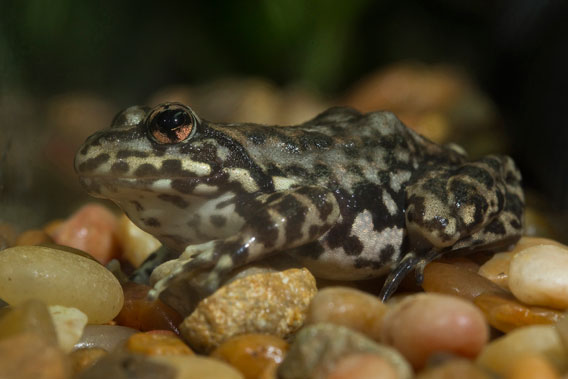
[1, 0, 567, 230]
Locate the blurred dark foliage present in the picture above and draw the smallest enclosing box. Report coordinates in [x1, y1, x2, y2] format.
[0, 0, 567, 210]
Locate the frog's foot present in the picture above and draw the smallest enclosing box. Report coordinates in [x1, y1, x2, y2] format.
[129, 246, 179, 285]
[378, 250, 441, 302]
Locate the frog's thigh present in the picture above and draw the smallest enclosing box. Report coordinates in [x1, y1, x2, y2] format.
[151, 186, 340, 297]
[405, 156, 508, 250]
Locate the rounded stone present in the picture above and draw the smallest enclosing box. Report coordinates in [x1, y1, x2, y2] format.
[325, 353, 400, 379]
[0, 245, 124, 324]
[305, 286, 388, 342]
[150, 355, 244, 379]
[509, 245, 568, 309]
[381, 293, 489, 369]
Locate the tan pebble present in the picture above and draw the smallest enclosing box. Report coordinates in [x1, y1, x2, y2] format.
[52, 204, 120, 264]
[325, 353, 399, 379]
[509, 245, 568, 309]
[0, 333, 70, 379]
[422, 262, 509, 301]
[211, 334, 288, 379]
[150, 355, 244, 379]
[179, 268, 316, 353]
[476, 325, 567, 375]
[16, 229, 54, 246]
[126, 332, 193, 356]
[506, 354, 560, 379]
[305, 286, 388, 342]
[474, 293, 563, 333]
[508, 236, 568, 254]
[48, 305, 88, 352]
[116, 214, 161, 268]
[0, 299, 58, 345]
[381, 293, 488, 370]
[0, 245, 123, 324]
[416, 358, 491, 379]
[69, 348, 108, 375]
[75, 351, 176, 379]
[478, 252, 513, 290]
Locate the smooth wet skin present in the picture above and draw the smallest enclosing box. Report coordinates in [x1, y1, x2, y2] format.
[75, 103, 524, 303]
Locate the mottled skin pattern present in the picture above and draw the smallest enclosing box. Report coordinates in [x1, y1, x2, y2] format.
[75, 103, 524, 305]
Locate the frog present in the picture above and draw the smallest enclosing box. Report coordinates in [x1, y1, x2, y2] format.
[75, 102, 524, 305]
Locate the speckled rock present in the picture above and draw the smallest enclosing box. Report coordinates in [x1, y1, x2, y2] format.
[416, 358, 491, 379]
[150, 355, 245, 379]
[305, 286, 388, 342]
[51, 204, 121, 264]
[509, 245, 568, 309]
[476, 325, 567, 375]
[381, 293, 488, 369]
[75, 351, 176, 379]
[74, 325, 138, 351]
[211, 334, 288, 379]
[179, 268, 316, 353]
[278, 323, 412, 379]
[473, 293, 563, 333]
[0, 333, 70, 379]
[0, 245, 124, 324]
[116, 214, 161, 268]
[125, 332, 194, 356]
[49, 305, 88, 352]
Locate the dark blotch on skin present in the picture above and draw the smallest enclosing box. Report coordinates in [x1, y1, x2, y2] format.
[131, 200, 144, 212]
[210, 215, 227, 227]
[135, 163, 159, 177]
[144, 217, 161, 227]
[111, 161, 129, 174]
[158, 194, 189, 208]
[116, 150, 149, 159]
[78, 153, 110, 172]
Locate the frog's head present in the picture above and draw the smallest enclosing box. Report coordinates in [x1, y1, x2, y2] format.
[74, 103, 255, 249]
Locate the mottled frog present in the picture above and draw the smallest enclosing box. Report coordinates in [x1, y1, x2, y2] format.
[75, 103, 524, 303]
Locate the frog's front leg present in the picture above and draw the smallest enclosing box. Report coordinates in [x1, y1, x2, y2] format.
[148, 186, 340, 302]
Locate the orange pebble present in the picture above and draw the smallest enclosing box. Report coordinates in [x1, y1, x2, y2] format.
[126, 332, 193, 356]
[52, 204, 120, 264]
[506, 354, 560, 379]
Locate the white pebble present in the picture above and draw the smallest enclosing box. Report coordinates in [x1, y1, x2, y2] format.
[48, 305, 88, 353]
[509, 245, 568, 309]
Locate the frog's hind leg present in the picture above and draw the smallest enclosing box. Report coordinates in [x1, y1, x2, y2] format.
[378, 249, 441, 302]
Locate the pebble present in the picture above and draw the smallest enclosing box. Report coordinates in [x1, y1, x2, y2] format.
[150, 355, 245, 379]
[48, 305, 88, 352]
[74, 325, 138, 351]
[422, 262, 509, 301]
[381, 293, 488, 369]
[416, 358, 491, 379]
[509, 245, 568, 309]
[211, 334, 288, 379]
[179, 268, 316, 353]
[51, 204, 121, 264]
[16, 229, 54, 246]
[0, 245, 124, 324]
[75, 351, 177, 379]
[505, 354, 560, 379]
[476, 325, 567, 375]
[305, 286, 388, 342]
[473, 293, 563, 333]
[0, 333, 70, 379]
[478, 237, 568, 291]
[0, 299, 58, 345]
[325, 353, 400, 379]
[69, 348, 108, 375]
[114, 282, 183, 334]
[125, 332, 194, 356]
[278, 323, 412, 379]
[116, 214, 161, 268]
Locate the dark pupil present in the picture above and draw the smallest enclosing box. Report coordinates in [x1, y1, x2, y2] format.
[154, 109, 190, 134]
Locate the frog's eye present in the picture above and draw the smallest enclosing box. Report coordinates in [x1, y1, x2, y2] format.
[146, 103, 197, 144]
